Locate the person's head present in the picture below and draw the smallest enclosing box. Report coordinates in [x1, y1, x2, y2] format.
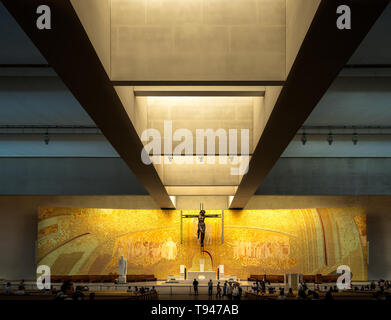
[18, 285, 24, 291]
[194, 279, 196, 281]
[289, 288, 293, 294]
[128, 286, 131, 289]
[89, 292, 95, 300]
[6, 282, 11, 286]
[65, 282, 74, 295]
[60, 280, 71, 293]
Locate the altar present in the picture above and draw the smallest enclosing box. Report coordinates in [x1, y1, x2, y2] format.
[187, 271, 217, 281]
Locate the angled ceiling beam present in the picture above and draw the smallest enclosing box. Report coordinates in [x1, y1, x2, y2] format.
[2, 0, 174, 208]
[230, 0, 390, 209]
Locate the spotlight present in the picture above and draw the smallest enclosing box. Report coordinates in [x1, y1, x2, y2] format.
[301, 132, 307, 145]
[352, 132, 358, 145]
[44, 132, 50, 145]
[327, 132, 333, 145]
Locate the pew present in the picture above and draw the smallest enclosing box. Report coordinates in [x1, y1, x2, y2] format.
[50, 274, 157, 283]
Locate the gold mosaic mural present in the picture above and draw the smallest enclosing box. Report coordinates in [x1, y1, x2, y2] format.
[37, 207, 367, 280]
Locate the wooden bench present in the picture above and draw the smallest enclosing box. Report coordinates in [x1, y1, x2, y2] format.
[50, 274, 157, 283]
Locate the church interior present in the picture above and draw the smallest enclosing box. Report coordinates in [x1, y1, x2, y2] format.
[1, 0, 391, 303]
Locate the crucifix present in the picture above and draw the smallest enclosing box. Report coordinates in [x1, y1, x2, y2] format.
[180, 204, 224, 251]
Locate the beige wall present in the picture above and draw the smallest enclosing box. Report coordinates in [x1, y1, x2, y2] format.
[0, 195, 158, 280]
[286, 0, 321, 74]
[1, 195, 390, 280]
[69, 0, 323, 80]
[146, 96, 255, 154]
[163, 157, 241, 187]
[71, 0, 111, 76]
[143, 96, 255, 189]
[114, 86, 149, 139]
[111, 0, 286, 81]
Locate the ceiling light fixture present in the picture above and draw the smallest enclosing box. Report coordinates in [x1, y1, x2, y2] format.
[352, 133, 359, 145]
[301, 131, 307, 145]
[327, 132, 333, 145]
[44, 131, 50, 145]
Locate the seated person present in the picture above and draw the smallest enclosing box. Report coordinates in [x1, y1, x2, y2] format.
[287, 288, 295, 297]
[268, 287, 275, 294]
[15, 285, 25, 295]
[5, 282, 12, 295]
[56, 280, 74, 300]
[277, 288, 287, 300]
[51, 285, 57, 295]
[296, 288, 307, 300]
[72, 288, 85, 301]
[311, 290, 320, 300]
[324, 289, 334, 301]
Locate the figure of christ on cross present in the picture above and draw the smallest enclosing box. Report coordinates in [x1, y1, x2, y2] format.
[197, 209, 207, 249]
[181, 204, 222, 251]
[197, 208, 221, 250]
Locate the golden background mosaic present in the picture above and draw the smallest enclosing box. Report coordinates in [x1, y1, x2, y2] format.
[37, 207, 367, 280]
